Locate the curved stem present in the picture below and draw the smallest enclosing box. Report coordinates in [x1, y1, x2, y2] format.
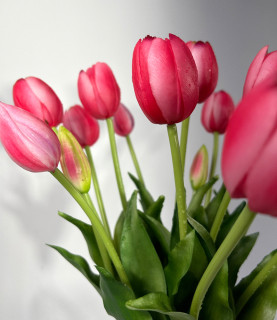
[51, 169, 130, 287]
[83, 193, 113, 275]
[167, 124, 187, 240]
[106, 118, 127, 211]
[85, 146, 112, 239]
[180, 117, 190, 176]
[236, 252, 277, 315]
[210, 191, 231, 242]
[205, 132, 219, 207]
[190, 205, 256, 319]
[126, 135, 145, 186]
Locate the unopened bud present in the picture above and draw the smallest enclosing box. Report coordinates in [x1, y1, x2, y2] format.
[190, 145, 208, 190]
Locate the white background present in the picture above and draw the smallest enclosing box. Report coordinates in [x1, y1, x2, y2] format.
[0, 0, 276, 319]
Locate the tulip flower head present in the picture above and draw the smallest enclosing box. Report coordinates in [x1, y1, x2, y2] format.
[222, 80, 277, 217]
[113, 103, 134, 137]
[78, 62, 120, 120]
[190, 145, 209, 190]
[186, 41, 218, 103]
[243, 45, 277, 96]
[13, 76, 63, 127]
[0, 101, 61, 172]
[63, 105, 100, 148]
[58, 126, 91, 193]
[201, 90, 235, 134]
[132, 34, 199, 125]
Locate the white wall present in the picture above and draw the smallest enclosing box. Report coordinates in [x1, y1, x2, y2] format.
[0, 0, 276, 319]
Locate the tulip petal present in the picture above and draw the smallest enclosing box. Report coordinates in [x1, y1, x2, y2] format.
[222, 86, 277, 197]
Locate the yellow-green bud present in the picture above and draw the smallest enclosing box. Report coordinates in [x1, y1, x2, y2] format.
[190, 145, 208, 190]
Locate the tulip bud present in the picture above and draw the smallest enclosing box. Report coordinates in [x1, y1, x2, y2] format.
[58, 126, 91, 193]
[201, 90, 235, 134]
[78, 62, 120, 120]
[113, 103, 134, 137]
[190, 145, 208, 190]
[132, 34, 199, 125]
[13, 76, 63, 127]
[222, 80, 277, 217]
[0, 101, 60, 172]
[187, 41, 218, 103]
[63, 105, 100, 148]
[243, 45, 277, 96]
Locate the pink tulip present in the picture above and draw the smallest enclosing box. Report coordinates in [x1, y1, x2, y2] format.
[13, 76, 63, 127]
[201, 90, 235, 134]
[0, 101, 60, 172]
[132, 34, 199, 125]
[63, 105, 100, 148]
[113, 103, 134, 137]
[243, 45, 277, 96]
[78, 62, 120, 120]
[58, 126, 91, 193]
[186, 41, 218, 103]
[222, 80, 277, 217]
[190, 145, 208, 190]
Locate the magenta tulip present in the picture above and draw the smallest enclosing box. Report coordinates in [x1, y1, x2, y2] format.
[132, 34, 199, 125]
[78, 62, 120, 120]
[0, 101, 60, 172]
[201, 90, 235, 134]
[13, 76, 63, 127]
[222, 80, 277, 217]
[186, 41, 218, 103]
[243, 45, 277, 96]
[63, 105, 100, 148]
[113, 103, 134, 137]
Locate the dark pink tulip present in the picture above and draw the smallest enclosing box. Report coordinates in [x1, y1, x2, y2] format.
[0, 101, 61, 172]
[222, 80, 277, 217]
[63, 105, 100, 148]
[78, 62, 120, 120]
[243, 45, 277, 96]
[201, 90, 235, 134]
[13, 76, 63, 127]
[113, 103, 134, 137]
[132, 34, 199, 125]
[187, 41, 218, 103]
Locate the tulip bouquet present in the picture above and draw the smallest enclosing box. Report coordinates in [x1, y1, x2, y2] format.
[0, 34, 277, 320]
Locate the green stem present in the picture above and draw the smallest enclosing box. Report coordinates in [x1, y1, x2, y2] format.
[83, 193, 114, 275]
[236, 252, 277, 315]
[210, 191, 231, 242]
[190, 205, 256, 319]
[205, 131, 219, 207]
[126, 135, 145, 186]
[180, 117, 190, 176]
[167, 124, 187, 240]
[85, 146, 112, 239]
[51, 169, 130, 287]
[106, 118, 127, 211]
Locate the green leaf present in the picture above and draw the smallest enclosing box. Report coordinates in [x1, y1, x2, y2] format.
[170, 204, 179, 250]
[48, 244, 100, 294]
[228, 233, 259, 287]
[120, 192, 167, 296]
[205, 184, 226, 230]
[97, 267, 152, 320]
[199, 262, 234, 320]
[144, 195, 165, 222]
[235, 250, 277, 298]
[58, 211, 103, 267]
[165, 230, 195, 296]
[187, 176, 218, 219]
[126, 292, 195, 320]
[129, 173, 154, 211]
[114, 211, 125, 254]
[237, 267, 277, 320]
[216, 201, 246, 247]
[187, 215, 215, 260]
[139, 212, 171, 257]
